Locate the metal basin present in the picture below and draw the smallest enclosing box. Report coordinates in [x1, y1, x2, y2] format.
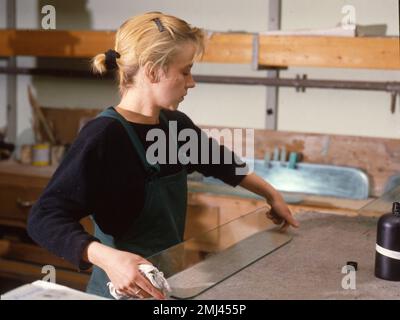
[188, 159, 369, 200]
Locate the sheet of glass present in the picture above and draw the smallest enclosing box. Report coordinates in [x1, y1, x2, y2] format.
[147, 206, 292, 299]
[358, 185, 400, 216]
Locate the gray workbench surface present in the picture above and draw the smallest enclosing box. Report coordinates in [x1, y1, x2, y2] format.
[191, 212, 400, 300]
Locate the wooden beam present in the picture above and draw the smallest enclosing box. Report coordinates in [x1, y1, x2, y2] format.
[0, 30, 114, 58]
[0, 30, 398, 69]
[259, 35, 400, 69]
[202, 33, 254, 64]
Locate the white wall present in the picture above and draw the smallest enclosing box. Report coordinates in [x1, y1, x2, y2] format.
[0, 0, 39, 144]
[1, 0, 399, 144]
[279, 0, 400, 137]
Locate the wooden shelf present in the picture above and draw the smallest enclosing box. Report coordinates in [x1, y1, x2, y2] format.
[257, 35, 400, 69]
[0, 30, 114, 59]
[0, 30, 398, 69]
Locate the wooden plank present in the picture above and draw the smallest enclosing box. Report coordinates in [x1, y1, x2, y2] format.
[0, 30, 399, 69]
[202, 33, 253, 64]
[287, 198, 377, 217]
[0, 29, 114, 58]
[259, 35, 400, 69]
[294, 194, 373, 212]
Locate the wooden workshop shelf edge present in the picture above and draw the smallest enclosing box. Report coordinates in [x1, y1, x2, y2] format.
[0, 29, 115, 59]
[258, 35, 400, 70]
[0, 30, 399, 69]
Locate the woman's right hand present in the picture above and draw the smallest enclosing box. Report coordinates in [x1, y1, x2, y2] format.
[103, 250, 165, 299]
[84, 241, 165, 299]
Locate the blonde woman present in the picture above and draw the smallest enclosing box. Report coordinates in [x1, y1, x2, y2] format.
[27, 12, 298, 299]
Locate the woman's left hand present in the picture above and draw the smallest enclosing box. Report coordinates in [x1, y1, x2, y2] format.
[238, 172, 299, 231]
[266, 195, 299, 232]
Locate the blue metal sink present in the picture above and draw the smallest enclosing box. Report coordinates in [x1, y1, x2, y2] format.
[188, 159, 370, 200]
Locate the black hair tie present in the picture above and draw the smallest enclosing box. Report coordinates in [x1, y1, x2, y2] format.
[104, 49, 120, 71]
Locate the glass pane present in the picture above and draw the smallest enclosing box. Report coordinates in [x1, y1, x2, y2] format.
[147, 206, 292, 299]
[358, 185, 400, 216]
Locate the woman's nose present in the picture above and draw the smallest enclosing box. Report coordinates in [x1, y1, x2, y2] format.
[186, 75, 196, 89]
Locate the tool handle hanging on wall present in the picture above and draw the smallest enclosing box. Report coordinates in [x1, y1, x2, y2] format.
[390, 91, 397, 114]
[27, 85, 56, 144]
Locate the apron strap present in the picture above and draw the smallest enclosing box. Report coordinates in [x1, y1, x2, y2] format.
[97, 107, 160, 176]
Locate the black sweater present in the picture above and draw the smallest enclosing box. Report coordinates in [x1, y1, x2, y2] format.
[27, 108, 247, 270]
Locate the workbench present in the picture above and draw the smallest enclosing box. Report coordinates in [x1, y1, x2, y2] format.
[191, 212, 400, 300]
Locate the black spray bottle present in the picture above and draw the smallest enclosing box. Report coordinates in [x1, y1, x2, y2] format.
[375, 202, 400, 281]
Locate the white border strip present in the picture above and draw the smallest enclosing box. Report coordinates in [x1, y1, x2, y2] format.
[376, 244, 400, 260]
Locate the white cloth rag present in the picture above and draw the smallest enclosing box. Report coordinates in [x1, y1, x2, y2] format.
[107, 264, 171, 300]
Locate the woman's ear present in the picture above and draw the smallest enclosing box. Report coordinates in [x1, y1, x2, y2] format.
[144, 62, 160, 83]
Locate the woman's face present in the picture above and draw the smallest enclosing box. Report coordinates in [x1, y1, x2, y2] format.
[153, 42, 197, 111]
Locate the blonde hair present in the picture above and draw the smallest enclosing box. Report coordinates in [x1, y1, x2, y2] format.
[92, 12, 204, 95]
